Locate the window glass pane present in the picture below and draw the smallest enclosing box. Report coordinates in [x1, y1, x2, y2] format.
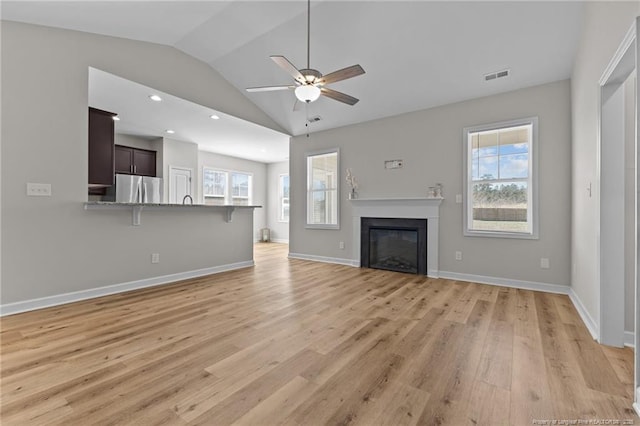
[232, 173, 250, 198]
[476, 132, 498, 156]
[471, 181, 529, 232]
[279, 174, 290, 222]
[310, 191, 327, 224]
[498, 153, 529, 179]
[473, 157, 498, 181]
[203, 169, 226, 197]
[499, 141, 529, 155]
[498, 127, 530, 154]
[307, 151, 338, 227]
[282, 175, 290, 198]
[310, 153, 338, 190]
[281, 199, 289, 222]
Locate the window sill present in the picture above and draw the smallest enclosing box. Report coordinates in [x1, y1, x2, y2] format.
[305, 224, 340, 230]
[464, 229, 539, 240]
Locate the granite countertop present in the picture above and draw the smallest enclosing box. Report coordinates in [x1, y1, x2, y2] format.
[84, 201, 262, 208]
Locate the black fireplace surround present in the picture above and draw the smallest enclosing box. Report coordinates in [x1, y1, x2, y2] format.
[361, 217, 428, 275]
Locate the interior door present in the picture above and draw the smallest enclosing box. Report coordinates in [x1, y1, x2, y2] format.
[169, 166, 192, 204]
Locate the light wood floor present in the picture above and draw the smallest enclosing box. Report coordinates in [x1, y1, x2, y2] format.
[1, 243, 635, 425]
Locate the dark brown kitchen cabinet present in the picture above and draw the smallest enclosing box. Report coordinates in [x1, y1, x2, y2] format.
[115, 145, 156, 177]
[88, 107, 116, 187]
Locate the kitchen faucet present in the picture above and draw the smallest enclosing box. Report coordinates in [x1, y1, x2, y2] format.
[182, 194, 193, 205]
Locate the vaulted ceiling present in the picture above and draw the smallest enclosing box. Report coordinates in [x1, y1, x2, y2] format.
[2, 1, 585, 153]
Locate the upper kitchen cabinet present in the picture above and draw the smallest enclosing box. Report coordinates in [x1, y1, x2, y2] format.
[115, 145, 156, 177]
[88, 107, 116, 187]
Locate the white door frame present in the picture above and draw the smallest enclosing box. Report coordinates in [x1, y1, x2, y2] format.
[597, 16, 638, 413]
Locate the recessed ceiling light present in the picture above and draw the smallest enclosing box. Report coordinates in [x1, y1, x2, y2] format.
[149, 94, 162, 102]
[165, 129, 175, 134]
[261, 149, 266, 153]
[112, 116, 120, 121]
[210, 114, 220, 120]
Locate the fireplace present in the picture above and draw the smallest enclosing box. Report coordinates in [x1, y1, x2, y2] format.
[361, 217, 427, 275]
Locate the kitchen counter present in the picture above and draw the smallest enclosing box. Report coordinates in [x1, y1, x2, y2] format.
[84, 201, 262, 225]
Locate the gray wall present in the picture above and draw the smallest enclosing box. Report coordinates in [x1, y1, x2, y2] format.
[1, 21, 283, 305]
[198, 151, 267, 241]
[290, 80, 572, 287]
[624, 74, 636, 333]
[266, 161, 290, 243]
[570, 2, 639, 333]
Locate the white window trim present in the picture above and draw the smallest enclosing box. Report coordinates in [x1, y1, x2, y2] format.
[306, 148, 340, 230]
[278, 173, 290, 223]
[462, 117, 539, 239]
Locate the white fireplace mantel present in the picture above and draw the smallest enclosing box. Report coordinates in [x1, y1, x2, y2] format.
[350, 197, 443, 277]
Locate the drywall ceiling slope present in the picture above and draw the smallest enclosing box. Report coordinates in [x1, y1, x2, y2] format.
[89, 68, 290, 164]
[2, 1, 585, 136]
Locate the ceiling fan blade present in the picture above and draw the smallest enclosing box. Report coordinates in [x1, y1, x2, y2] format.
[246, 85, 295, 92]
[270, 56, 305, 84]
[318, 64, 365, 85]
[320, 87, 359, 105]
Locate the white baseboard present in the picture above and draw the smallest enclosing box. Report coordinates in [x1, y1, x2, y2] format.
[567, 288, 599, 341]
[439, 270, 570, 295]
[284, 255, 603, 343]
[288, 252, 358, 267]
[624, 331, 635, 348]
[254, 239, 289, 244]
[0, 260, 255, 317]
[270, 238, 289, 244]
[439, 271, 601, 341]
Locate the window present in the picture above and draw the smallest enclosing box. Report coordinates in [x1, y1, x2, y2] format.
[306, 149, 339, 229]
[279, 174, 290, 222]
[203, 167, 252, 205]
[231, 172, 252, 204]
[203, 169, 226, 198]
[463, 117, 538, 238]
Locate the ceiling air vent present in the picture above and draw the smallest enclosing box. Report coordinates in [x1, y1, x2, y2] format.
[308, 116, 322, 123]
[484, 69, 510, 81]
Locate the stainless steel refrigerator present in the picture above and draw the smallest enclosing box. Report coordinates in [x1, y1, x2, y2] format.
[115, 174, 162, 203]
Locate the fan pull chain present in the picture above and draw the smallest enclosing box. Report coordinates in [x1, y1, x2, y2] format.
[306, 101, 310, 138]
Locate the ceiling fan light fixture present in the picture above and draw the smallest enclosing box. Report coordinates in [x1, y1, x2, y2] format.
[295, 84, 321, 103]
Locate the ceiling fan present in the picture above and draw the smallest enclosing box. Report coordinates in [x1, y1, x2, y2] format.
[246, 0, 365, 106]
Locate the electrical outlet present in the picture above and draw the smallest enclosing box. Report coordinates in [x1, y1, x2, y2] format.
[27, 183, 52, 196]
[455, 251, 463, 261]
[151, 253, 160, 264]
[455, 194, 462, 203]
[339, 241, 345, 249]
[540, 258, 550, 269]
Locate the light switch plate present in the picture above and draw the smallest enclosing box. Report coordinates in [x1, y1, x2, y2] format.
[27, 183, 52, 196]
[384, 160, 403, 169]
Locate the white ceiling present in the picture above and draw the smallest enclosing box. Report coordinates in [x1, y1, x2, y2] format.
[3, 0, 585, 146]
[88, 68, 290, 163]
